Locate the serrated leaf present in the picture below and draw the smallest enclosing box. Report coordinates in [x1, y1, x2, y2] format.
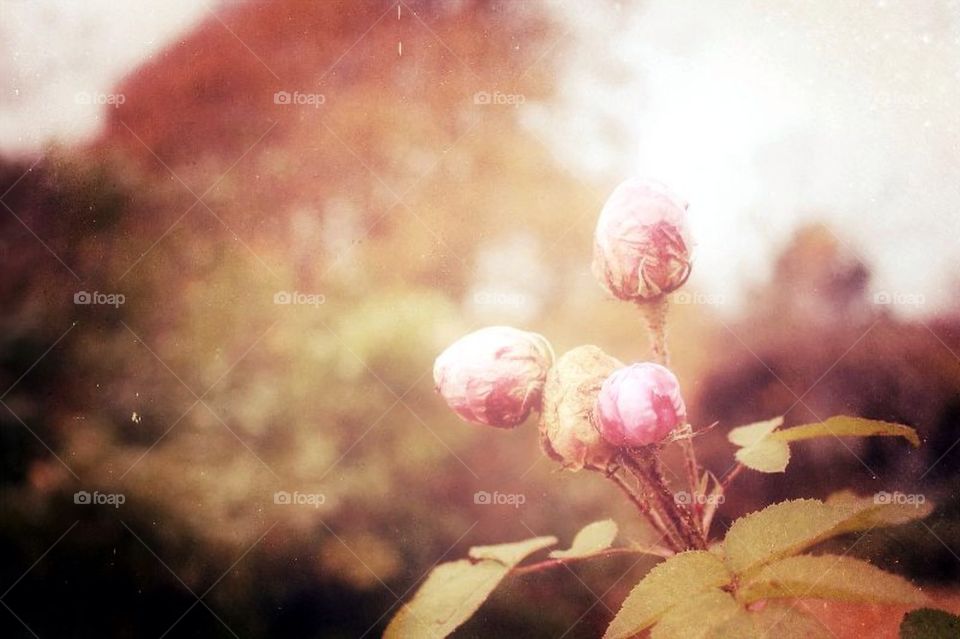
[900, 608, 960, 639]
[825, 490, 934, 533]
[707, 603, 829, 639]
[604, 551, 731, 639]
[549, 519, 618, 559]
[734, 438, 791, 473]
[467, 535, 557, 565]
[723, 499, 851, 575]
[771, 415, 921, 448]
[386, 535, 556, 638]
[723, 498, 934, 577]
[739, 554, 928, 606]
[650, 590, 740, 639]
[727, 416, 784, 447]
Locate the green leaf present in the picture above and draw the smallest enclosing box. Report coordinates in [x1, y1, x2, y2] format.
[467, 535, 557, 565]
[727, 415, 920, 474]
[549, 519, 618, 559]
[825, 490, 934, 532]
[723, 496, 934, 576]
[604, 551, 731, 639]
[707, 603, 830, 639]
[728, 416, 784, 447]
[723, 499, 853, 575]
[734, 438, 791, 473]
[771, 415, 921, 448]
[650, 590, 740, 639]
[900, 608, 960, 639]
[385, 535, 556, 638]
[739, 554, 928, 606]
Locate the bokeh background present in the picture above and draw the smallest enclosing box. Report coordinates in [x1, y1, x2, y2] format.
[1, 1, 959, 637]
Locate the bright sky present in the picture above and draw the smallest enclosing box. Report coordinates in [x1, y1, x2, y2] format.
[2, 0, 958, 318]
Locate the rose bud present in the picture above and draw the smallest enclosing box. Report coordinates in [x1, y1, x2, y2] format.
[539, 345, 621, 471]
[433, 326, 554, 428]
[596, 363, 687, 447]
[592, 178, 693, 301]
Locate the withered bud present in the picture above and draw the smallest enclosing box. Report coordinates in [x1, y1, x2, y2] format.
[539, 345, 621, 471]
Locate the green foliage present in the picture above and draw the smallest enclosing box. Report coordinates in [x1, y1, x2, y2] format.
[603, 551, 731, 639]
[549, 519, 618, 560]
[739, 554, 927, 605]
[728, 415, 920, 473]
[708, 603, 829, 639]
[900, 608, 960, 639]
[384, 535, 557, 639]
[650, 589, 740, 639]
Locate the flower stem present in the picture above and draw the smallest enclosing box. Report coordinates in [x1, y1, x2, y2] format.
[607, 468, 682, 552]
[639, 296, 670, 366]
[622, 449, 705, 550]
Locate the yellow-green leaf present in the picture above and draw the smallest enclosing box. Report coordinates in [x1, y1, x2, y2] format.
[549, 519, 618, 559]
[734, 438, 791, 473]
[650, 590, 740, 639]
[727, 416, 784, 447]
[770, 416, 921, 448]
[707, 603, 829, 639]
[386, 535, 556, 638]
[467, 535, 557, 565]
[826, 490, 934, 532]
[723, 499, 851, 575]
[738, 554, 928, 606]
[604, 551, 731, 639]
[723, 498, 934, 577]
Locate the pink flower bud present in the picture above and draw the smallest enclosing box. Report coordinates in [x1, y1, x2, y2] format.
[592, 178, 693, 301]
[596, 363, 687, 447]
[539, 345, 621, 471]
[434, 326, 554, 428]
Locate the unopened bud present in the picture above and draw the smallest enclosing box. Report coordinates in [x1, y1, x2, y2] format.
[596, 363, 687, 447]
[539, 345, 621, 470]
[592, 178, 692, 301]
[434, 326, 554, 428]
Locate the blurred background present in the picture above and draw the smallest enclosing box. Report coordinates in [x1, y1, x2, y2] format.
[1, 1, 958, 637]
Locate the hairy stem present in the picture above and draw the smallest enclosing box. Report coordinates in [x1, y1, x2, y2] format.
[607, 468, 682, 552]
[622, 449, 706, 550]
[639, 296, 670, 366]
